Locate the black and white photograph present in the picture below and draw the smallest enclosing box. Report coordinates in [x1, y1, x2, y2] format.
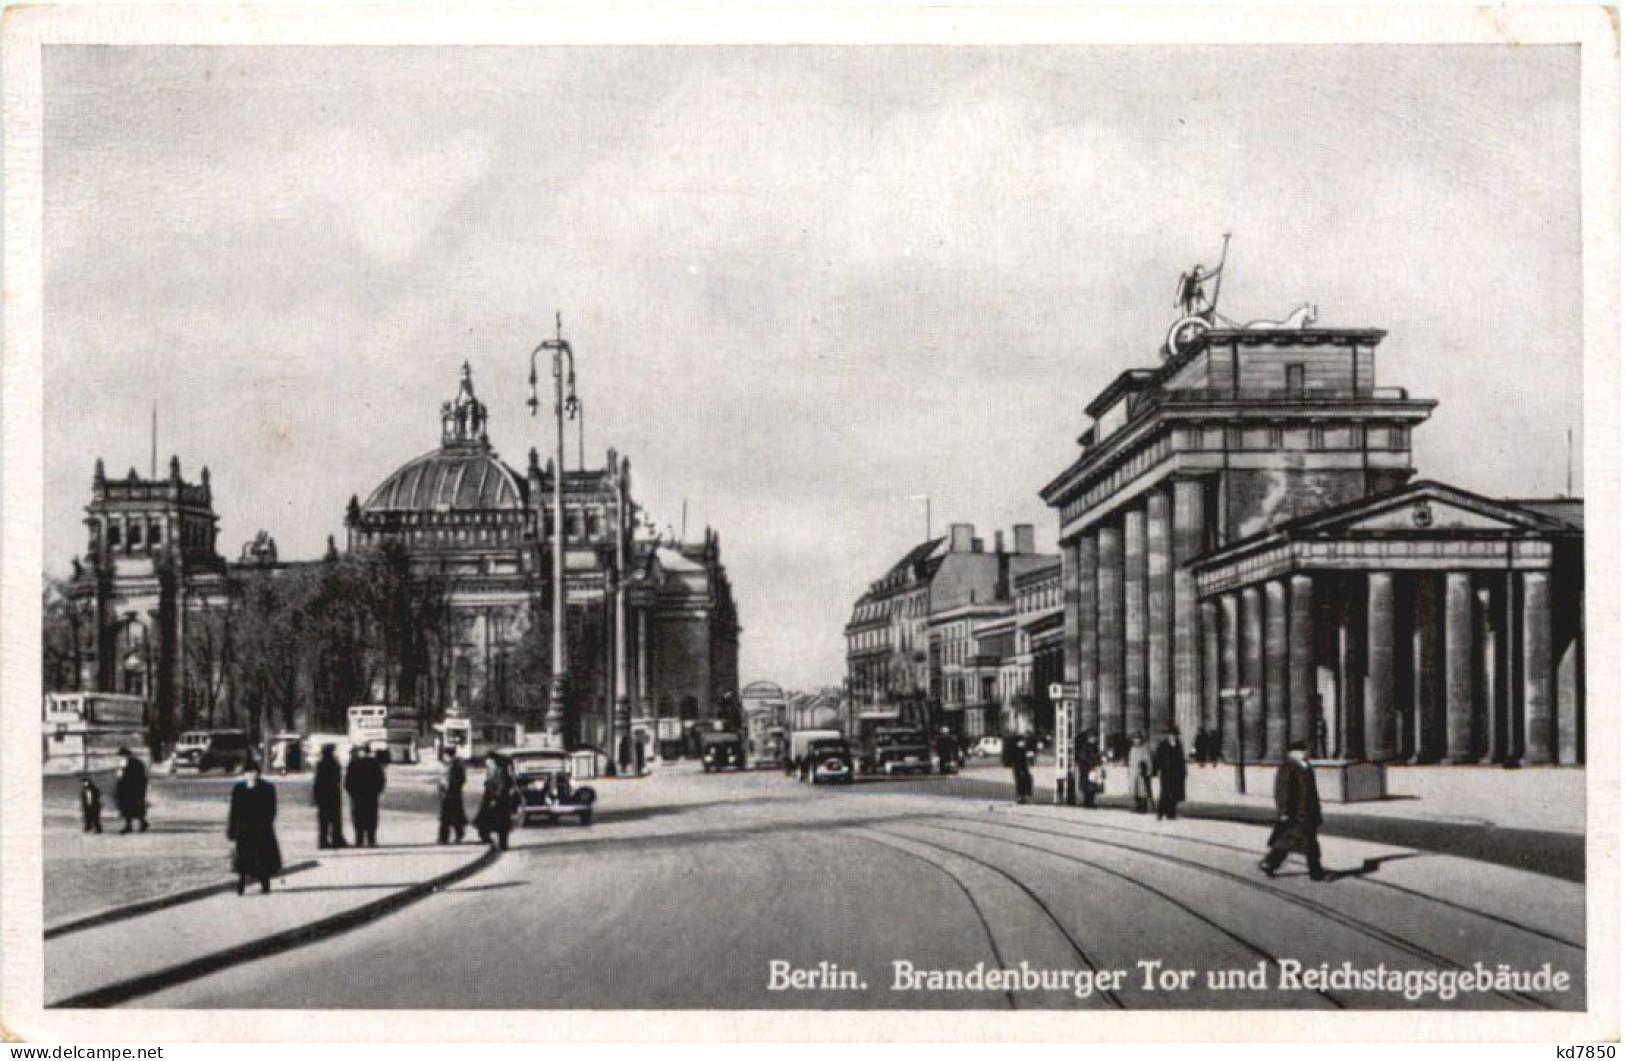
[1, 3, 1617, 1043]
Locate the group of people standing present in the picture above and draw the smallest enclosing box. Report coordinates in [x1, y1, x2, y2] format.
[311, 743, 387, 849]
[440, 750, 520, 851]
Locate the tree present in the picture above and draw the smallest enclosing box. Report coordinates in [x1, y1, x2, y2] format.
[42, 575, 87, 693]
[232, 568, 309, 740]
[183, 589, 236, 730]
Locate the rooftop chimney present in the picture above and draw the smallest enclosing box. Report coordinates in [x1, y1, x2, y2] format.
[972, 537, 985, 554]
[949, 523, 975, 553]
[1013, 524, 1035, 555]
[995, 530, 1006, 554]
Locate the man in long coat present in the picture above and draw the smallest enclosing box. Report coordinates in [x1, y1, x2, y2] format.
[312, 743, 346, 849]
[344, 744, 386, 847]
[438, 751, 468, 845]
[113, 748, 149, 833]
[473, 753, 516, 851]
[228, 760, 283, 894]
[1260, 741, 1327, 881]
[1004, 734, 1034, 805]
[1075, 729, 1101, 809]
[1151, 727, 1188, 821]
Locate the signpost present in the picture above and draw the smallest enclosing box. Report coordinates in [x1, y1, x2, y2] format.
[1049, 683, 1080, 806]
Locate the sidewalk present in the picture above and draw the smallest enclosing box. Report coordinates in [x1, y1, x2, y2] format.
[45, 808, 492, 1007]
[917, 762, 1589, 881]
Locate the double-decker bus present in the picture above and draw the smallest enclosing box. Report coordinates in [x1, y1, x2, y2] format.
[346, 704, 421, 764]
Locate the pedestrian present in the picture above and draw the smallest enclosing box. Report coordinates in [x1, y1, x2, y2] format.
[438, 750, 468, 845]
[1152, 726, 1188, 821]
[798, 754, 810, 783]
[113, 747, 149, 833]
[313, 743, 346, 849]
[473, 752, 516, 851]
[1005, 734, 1034, 805]
[1260, 740, 1327, 881]
[80, 775, 103, 834]
[1127, 731, 1152, 813]
[1075, 729, 1101, 809]
[634, 734, 647, 776]
[228, 759, 283, 895]
[344, 744, 386, 847]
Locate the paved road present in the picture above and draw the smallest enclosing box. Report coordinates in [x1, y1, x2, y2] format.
[133, 774, 1586, 1011]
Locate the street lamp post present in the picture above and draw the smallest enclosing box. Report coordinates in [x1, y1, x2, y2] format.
[1219, 686, 1253, 794]
[528, 314, 579, 750]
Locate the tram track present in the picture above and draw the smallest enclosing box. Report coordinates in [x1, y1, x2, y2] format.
[997, 810, 1587, 953]
[916, 814, 1559, 1009]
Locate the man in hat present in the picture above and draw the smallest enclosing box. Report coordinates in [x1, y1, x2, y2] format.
[1260, 740, 1327, 881]
[312, 743, 346, 849]
[344, 744, 386, 848]
[113, 747, 149, 833]
[1152, 726, 1188, 821]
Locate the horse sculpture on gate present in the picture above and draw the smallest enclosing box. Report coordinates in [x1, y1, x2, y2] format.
[1242, 303, 1318, 331]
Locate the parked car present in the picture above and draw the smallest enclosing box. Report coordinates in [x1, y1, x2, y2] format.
[860, 727, 931, 776]
[172, 729, 253, 774]
[974, 735, 1005, 760]
[509, 748, 596, 827]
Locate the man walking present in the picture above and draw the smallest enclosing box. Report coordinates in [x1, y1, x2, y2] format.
[1260, 741, 1327, 881]
[344, 744, 386, 848]
[474, 752, 516, 851]
[438, 750, 468, 845]
[80, 775, 104, 833]
[313, 743, 346, 849]
[1151, 727, 1188, 821]
[1005, 733, 1034, 805]
[228, 759, 283, 895]
[113, 747, 149, 833]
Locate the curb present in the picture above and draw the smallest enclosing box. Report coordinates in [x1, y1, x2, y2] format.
[51, 845, 501, 1008]
[44, 861, 321, 940]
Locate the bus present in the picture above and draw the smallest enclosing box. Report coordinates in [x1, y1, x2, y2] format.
[346, 704, 421, 764]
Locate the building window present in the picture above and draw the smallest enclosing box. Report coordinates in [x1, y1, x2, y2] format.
[149, 523, 162, 545]
[108, 524, 121, 547]
[129, 523, 143, 547]
[1286, 364, 1305, 396]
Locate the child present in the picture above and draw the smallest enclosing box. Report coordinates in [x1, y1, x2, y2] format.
[80, 776, 103, 834]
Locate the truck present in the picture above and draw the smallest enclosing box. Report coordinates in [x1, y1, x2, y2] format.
[346, 704, 421, 765]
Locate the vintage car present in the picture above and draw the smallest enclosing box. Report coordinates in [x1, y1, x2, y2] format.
[806, 738, 855, 785]
[507, 748, 596, 827]
[699, 731, 747, 772]
[973, 735, 1005, 760]
[170, 729, 252, 774]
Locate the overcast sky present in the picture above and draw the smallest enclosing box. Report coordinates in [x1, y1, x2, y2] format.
[43, 45, 1581, 691]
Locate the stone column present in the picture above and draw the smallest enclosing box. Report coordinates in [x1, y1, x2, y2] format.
[1264, 579, 1289, 760]
[1172, 479, 1206, 739]
[1522, 569, 1554, 764]
[1240, 585, 1264, 761]
[1097, 523, 1125, 741]
[1146, 490, 1173, 734]
[1200, 600, 1221, 736]
[1444, 572, 1475, 762]
[1412, 574, 1442, 762]
[636, 605, 650, 712]
[1123, 506, 1148, 739]
[1219, 592, 1241, 760]
[1364, 572, 1397, 761]
[1477, 585, 1500, 762]
[1078, 534, 1100, 736]
[1288, 573, 1314, 753]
